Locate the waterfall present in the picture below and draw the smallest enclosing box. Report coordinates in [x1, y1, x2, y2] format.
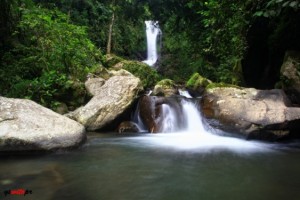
[181, 100, 206, 133]
[143, 21, 162, 66]
[178, 89, 193, 98]
[160, 104, 178, 132]
[131, 100, 147, 132]
[132, 96, 270, 151]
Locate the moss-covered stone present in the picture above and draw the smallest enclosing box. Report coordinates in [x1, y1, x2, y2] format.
[156, 79, 175, 88]
[186, 73, 212, 96]
[121, 60, 161, 88]
[153, 79, 177, 97]
[186, 73, 212, 89]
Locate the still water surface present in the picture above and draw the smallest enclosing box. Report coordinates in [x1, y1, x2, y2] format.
[1, 133, 300, 200]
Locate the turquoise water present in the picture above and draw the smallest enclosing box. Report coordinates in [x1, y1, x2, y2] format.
[1, 133, 300, 200]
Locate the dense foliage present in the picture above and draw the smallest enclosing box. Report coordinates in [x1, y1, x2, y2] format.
[1, 0, 299, 108]
[0, 1, 101, 108]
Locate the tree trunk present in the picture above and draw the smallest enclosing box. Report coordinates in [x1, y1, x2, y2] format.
[106, 12, 115, 54]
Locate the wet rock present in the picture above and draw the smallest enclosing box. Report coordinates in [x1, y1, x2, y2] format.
[117, 121, 140, 133]
[68, 72, 143, 131]
[139, 96, 159, 132]
[201, 87, 300, 140]
[139, 96, 184, 133]
[0, 97, 86, 151]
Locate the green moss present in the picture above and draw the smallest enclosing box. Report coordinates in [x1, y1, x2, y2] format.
[186, 73, 211, 89]
[156, 79, 175, 88]
[205, 82, 241, 90]
[88, 64, 111, 80]
[122, 60, 161, 88]
[104, 54, 124, 68]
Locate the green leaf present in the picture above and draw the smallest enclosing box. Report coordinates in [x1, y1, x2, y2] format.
[254, 11, 264, 17]
[289, 1, 298, 8]
[282, 1, 290, 7]
[267, 0, 275, 7]
[263, 12, 269, 17]
[269, 10, 277, 16]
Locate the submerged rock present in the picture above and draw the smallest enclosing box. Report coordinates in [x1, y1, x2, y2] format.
[0, 97, 86, 151]
[68, 72, 143, 131]
[202, 87, 300, 140]
[117, 121, 140, 133]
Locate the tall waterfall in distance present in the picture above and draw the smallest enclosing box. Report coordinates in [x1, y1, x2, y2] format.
[143, 21, 162, 66]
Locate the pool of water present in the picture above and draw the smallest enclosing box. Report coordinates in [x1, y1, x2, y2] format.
[1, 133, 300, 200]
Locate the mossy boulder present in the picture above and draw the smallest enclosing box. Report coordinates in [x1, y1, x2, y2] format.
[153, 79, 177, 97]
[103, 54, 161, 88]
[186, 73, 212, 96]
[121, 60, 161, 89]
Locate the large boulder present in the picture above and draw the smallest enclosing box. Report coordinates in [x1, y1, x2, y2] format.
[112, 60, 161, 89]
[0, 97, 86, 151]
[276, 51, 300, 105]
[201, 87, 300, 140]
[68, 72, 143, 131]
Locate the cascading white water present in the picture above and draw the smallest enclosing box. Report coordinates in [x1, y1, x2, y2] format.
[132, 101, 147, 132]
[181, 100, 206, 133]
[160, 104, 177, 132]
[131, 97, 270, 152]
[143, 21, 162, 66]
[178, 89, 193, 98]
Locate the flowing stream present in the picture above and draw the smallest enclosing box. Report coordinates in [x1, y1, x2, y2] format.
[1, 98, 300, 200]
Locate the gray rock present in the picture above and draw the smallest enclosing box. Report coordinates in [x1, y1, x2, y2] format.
[85, 77, 105, 96]
[70, 73, 143, 131]
[201, 87, 300, 140]
[0, 97, 86, 151]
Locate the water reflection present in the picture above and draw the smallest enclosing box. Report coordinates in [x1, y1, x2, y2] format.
[0, 134, 300, 200]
